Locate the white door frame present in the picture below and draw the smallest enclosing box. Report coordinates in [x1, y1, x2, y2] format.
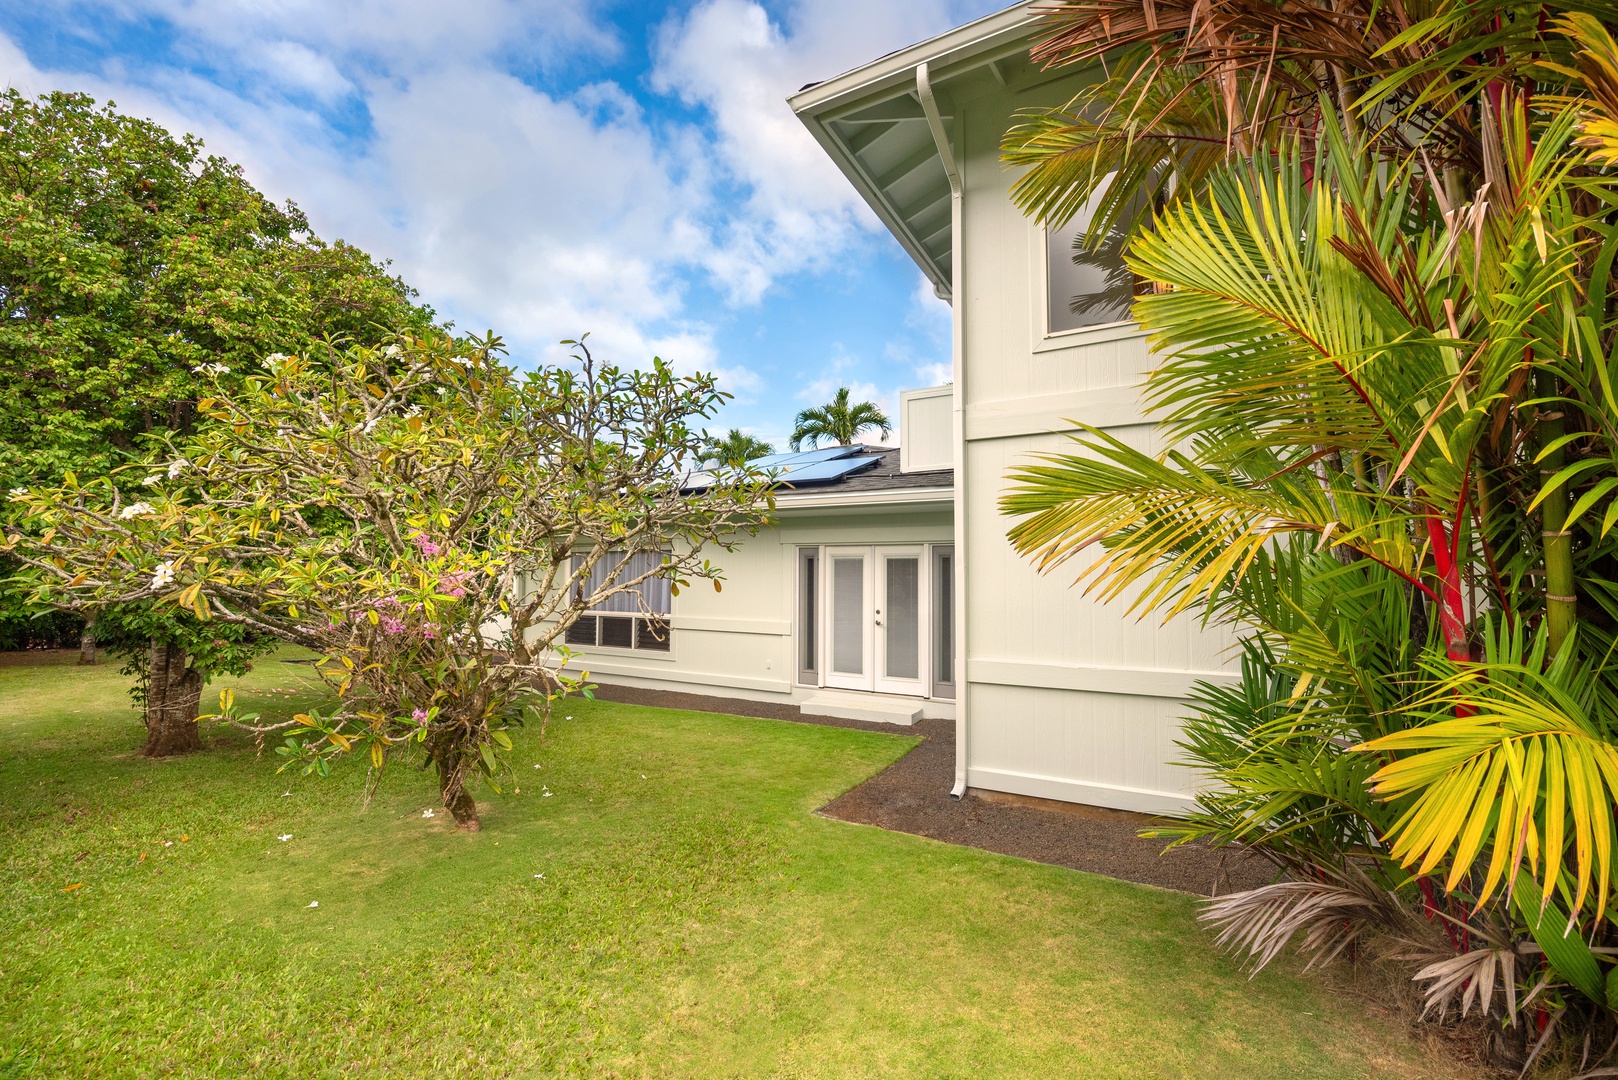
[823, 546, 874, 691]
[874, 545, 928, 696]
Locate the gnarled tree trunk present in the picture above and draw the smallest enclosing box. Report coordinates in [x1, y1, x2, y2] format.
[143, 638, 204, 757]
[435, 751, 480, 831]
[77, 612, 98, 666]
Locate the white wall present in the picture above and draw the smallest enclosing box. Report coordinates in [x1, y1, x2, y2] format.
[551, 506, 954, 715]
[950, 66, 1237, 815]
[900, 385, 953, 472]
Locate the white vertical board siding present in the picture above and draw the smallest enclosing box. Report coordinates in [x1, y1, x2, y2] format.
[952, 69, 1236, 813]
[556, 509, 954, 708]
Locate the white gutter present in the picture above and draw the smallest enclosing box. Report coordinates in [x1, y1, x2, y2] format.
[916, 62, 970, 801]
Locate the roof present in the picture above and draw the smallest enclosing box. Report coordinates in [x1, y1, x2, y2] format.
[780, 446, 951, 495]
[683, 444, 952, 507]
[787, 3, 1044, 298]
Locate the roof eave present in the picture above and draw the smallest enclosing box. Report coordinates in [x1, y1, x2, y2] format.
[787, 3, 1043, 295]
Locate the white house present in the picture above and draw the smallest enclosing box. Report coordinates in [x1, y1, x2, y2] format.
[561, 384, 958, 726]
[567, 3, 1235, 816]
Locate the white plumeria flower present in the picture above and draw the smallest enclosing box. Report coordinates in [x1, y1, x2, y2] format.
[277, 834, 293, 842]
[383, 344, 402, 357]
[118, 502, 155, 520]
[150, 561, 176, 590]
[142, 474, 163, 487]
[190, 362, 230, 376]
[7, 487, 25, 497]
[265, 352, 289, 365]
[168, 458, 189, 479]
[421, 808, 435, 819]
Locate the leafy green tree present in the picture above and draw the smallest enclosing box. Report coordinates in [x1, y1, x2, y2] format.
[6, 335, 775, 827]
[0, 89, 434, 731]
[999, 0, 1618, 1047]
[788, 387, 889, 450]
[0, 89, 434, 490]
[702, 428, 774, 468]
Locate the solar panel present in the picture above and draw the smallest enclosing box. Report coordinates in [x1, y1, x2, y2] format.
[748, 445, 859, 469]
[779, 455, 882, 485]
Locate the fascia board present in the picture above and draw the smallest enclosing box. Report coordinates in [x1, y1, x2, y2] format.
[793, 115, 952, 295]
[772, 488, 954, 513]
[787, 3, 1042, 118]
[788, 2, 1042, 295]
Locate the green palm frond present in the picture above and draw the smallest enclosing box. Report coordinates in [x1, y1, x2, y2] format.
[789, 387, 891, 451]
[1361, 628, 1618, 919]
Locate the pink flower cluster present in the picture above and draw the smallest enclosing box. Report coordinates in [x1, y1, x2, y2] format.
[438, 570, 471, 599]
[412, 533, 441, 557]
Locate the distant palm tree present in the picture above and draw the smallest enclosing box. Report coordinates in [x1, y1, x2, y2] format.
[789, 387, 890, 451]
[702, 428, 774, 468]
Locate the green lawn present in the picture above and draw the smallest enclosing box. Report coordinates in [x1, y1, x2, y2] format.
[0, 652, 1476, 1079]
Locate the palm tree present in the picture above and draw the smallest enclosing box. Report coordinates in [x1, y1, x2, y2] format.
[789, 387, 890, 450]
[996, 1, 1618, 1039]
[702, 428, 774, 468]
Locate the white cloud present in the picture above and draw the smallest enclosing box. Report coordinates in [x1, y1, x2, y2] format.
[650, 0, 985, 304]
[0, 0, 996, 409]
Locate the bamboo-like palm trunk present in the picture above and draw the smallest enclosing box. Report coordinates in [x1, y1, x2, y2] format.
[1535, 370, 1577, 655]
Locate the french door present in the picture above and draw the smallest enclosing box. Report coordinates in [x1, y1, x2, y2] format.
[822, 546, 928, 695]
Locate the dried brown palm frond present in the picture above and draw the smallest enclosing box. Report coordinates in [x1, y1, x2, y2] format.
[1199, 865, 1430, 973]
[1408, 944, 1519, 1022]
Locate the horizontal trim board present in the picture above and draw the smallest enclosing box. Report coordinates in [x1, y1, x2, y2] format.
[965, 386, 1149, 441]
[567, 662, 793, 696]
[774, 489, 954, 511]
[967, 658, 1236, 699]
[966, 767, 1195, 816]
[669, 616, 791, 637]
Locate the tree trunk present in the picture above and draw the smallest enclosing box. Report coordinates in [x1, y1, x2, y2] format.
[142, 638, 204, 757]
[1535, 369, 1576, 657]
[77, 612, 98, 666]
[436, 751, 481, 831]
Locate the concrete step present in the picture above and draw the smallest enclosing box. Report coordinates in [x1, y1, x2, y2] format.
[799, 694, 923, 726]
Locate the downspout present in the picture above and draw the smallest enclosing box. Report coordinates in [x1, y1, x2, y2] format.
[917, 62, 969, 800]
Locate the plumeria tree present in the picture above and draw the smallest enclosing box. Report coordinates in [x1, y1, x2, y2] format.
[5, 333, 774, 828]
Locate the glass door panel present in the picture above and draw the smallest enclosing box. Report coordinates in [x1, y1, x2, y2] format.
[825, 548, 872, 690]
[875, 547, 926, 696]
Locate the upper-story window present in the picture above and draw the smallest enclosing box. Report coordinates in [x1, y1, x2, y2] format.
[563, 551, 671, 652]
[1045, 181, 1151, 334]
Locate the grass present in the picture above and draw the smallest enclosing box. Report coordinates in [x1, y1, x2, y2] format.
[0, 651, 1480, 1079]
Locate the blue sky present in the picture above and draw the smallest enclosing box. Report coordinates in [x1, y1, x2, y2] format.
[0, 0, 1006, 450]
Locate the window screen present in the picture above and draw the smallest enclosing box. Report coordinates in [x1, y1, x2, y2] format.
[568, 551, 673, 652]
[573, 551, 672, 614]
[797, 548, 819, 685]
[932, 546, 955, 699]
[1046, 179, 1150, 334]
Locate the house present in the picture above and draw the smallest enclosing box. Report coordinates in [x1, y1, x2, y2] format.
[570, 2, 1235, 815]
[561, 384, 959, 726]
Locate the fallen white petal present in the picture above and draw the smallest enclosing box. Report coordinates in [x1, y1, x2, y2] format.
[307, 901, 319, 908]
[277, 834, 292, 842]
[164, 841, 173, 847]
[421, 809, 435, 818]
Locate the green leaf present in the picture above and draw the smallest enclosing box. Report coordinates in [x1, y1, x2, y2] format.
[1513, 869, 1606, 1004]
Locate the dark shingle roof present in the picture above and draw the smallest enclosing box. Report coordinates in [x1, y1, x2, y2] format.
[778, 446, 951, 495]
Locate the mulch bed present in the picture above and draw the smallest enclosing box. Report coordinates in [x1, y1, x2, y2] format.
[590, 683, 1277, 896]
